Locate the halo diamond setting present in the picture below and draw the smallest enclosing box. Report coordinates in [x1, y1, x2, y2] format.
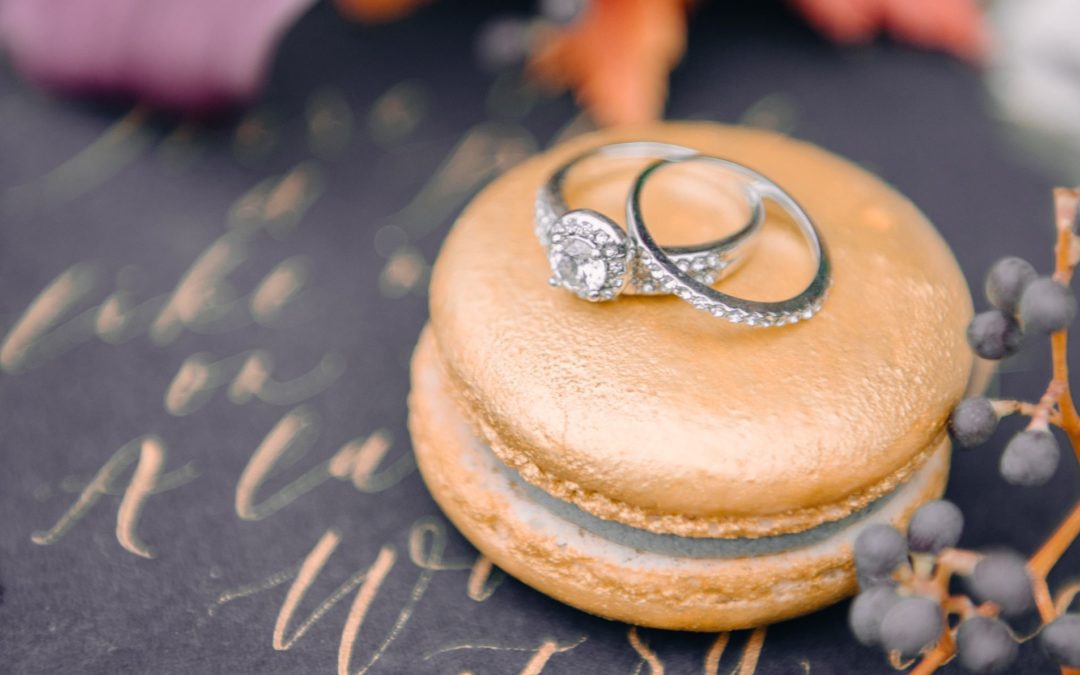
[546, 210, 631, 301]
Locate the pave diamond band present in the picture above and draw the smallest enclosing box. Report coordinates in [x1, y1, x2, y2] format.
[536, 141, 765, 300]
[627, 155, 830, 326]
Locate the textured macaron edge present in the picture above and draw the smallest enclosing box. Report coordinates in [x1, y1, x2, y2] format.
[433, 328, 945, 539]
[409, 327, 951, 631]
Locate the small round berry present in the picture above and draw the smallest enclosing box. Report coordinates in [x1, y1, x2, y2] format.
[966, 310, 1023, 360]
[848, 585, 900, 646]
[879, 596, 942, 657]
[475, 18, 531, 71]
[949, 397, 999, 448]
[1041, 614, 1080, 667]
[1000, 428, 1060, 487]
[907, 499, 964, 553]
[956, 616, 1018, 673]
[854, 524, 908, 579]
[969, 551, 1034, 616]
[1019, 277, 1077, 333]
[985, 257, 1036, 314]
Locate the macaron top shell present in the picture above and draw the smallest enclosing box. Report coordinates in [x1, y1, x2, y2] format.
[428, 123, 972, 538]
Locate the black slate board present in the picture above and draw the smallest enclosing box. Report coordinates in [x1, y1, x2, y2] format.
[0, 2, 1077, 673]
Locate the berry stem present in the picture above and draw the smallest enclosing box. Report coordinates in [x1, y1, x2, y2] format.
[1055, 579, 1080, 615]
[1030, 380, 1067, 431]
[1052, 188, 1080, 283]
[907, 191, 1080, 675]
[991, 399, 1063, 427]
[909, 642, 951, 675]
[1049, 330, 1080, 458]
[1025, 189, 1080, 675]
[1033, 575, 1057, 624]
[1028, 499, 1080, 581]
[931, 548, 980, 587]
[1050, 189, 1080, 459]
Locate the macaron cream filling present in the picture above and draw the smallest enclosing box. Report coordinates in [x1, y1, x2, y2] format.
[425, 348, 950, 561]
[474, 430, 948, 559]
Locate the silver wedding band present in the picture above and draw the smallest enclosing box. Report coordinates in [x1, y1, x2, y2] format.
[628, 155, 829, 326]
[534, 142, 830, 326]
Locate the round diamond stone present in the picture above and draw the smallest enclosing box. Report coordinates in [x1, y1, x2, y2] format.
[549, 237, 608, 295]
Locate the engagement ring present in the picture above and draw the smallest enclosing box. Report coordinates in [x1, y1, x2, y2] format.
[535, 141, 765, 301]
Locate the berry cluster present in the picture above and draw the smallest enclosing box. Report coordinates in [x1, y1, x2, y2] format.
[952, 255, 1077, 486]
[847, 190, 1080, 674]
[851, 502, 1020, 672]
[851, 499, 1080, 672]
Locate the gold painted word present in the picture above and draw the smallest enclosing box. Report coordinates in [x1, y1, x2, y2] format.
[165, 349, 344, 416]
[1, 162, 321, 374]
[212, 518, 502, 674]
[31, 436, 196, 558]
[235, 405, 414, 521]
[629, 625, 767, 675]
[423, 636, 586, 674]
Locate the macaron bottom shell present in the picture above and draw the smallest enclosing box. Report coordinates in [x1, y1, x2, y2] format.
[409, 328, 950, 631]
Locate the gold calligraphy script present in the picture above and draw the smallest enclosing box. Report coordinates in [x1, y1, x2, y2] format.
[7, 90, 783, 673]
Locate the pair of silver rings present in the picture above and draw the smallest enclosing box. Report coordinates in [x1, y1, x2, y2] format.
[534, 142, 830, 326]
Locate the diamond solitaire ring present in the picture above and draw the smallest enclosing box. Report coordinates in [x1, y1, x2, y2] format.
[535, 141, 765, 301]
[628, 155, 830, 326]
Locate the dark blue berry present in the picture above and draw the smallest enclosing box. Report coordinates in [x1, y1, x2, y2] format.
[1000, 428, 1060, 487]
[879, 596, 942, 657]
[849, 585, 901, 646]
[949, 398, 998, 448]
[985, 257, 1036, 315]
[1041, 614, 1080, 667]
[956, 616, 1018, 673]
[907, 499, 964, 553]
[854, 524, 908, 580]
[1019, 277, 1077, 333]
[966, 310, 1023, 360]
[969, 551, 1034, 616]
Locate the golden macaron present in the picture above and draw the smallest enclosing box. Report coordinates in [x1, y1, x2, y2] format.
[409, 122, 973, 630]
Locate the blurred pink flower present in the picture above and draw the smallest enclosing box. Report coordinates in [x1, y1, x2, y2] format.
[0, 0, 317, 111]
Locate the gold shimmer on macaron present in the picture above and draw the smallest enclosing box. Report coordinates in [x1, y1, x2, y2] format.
[428, 123, 973, 538]
[411, 122, 972, 630]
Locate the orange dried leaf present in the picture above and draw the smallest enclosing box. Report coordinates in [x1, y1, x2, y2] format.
[528, 0, 688, 127]
[790, 0, 987, 61]
[335, 0, 431, 23]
